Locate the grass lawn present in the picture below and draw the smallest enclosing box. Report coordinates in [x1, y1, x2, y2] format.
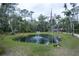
[0, 32, 79, 56]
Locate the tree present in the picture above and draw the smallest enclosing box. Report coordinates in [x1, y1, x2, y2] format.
[20, 9, 29, 18]
[0, 3, 18, 33]
[37, 14, 48, 32]
[70, 3, 77, 7]
[64, 3, 67, 10]
[70, 3, 77, 35]
[62, 3, 73, 33]
[59, 17, 72, 32]
[28, 11, 34, 21]
[56, 15, 61, 35]
[0, 3, 37, 33]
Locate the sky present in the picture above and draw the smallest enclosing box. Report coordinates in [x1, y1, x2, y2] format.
[17, 3, 78, 19]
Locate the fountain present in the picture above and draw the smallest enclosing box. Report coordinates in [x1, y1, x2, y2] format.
[31, 31, 42, 43]
[15, 31, 51, 45]
[31, 31, 49, 44]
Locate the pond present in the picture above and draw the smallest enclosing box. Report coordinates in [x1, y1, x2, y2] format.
[14, 34, 61, 45]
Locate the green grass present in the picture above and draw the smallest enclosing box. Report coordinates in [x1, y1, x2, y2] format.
[0, 32, 79, 56]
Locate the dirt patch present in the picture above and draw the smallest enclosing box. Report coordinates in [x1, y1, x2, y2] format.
[53, 47, 75, 56]
[2, 46, 32, 56]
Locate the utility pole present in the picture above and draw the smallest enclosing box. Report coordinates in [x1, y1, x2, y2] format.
[50, 9, 54, 43]
[50, 9, 53, 32]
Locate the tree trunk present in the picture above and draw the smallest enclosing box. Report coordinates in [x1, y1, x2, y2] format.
[72, 23, 74, 36]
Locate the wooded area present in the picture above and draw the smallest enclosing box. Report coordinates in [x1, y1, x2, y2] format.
[0, 3, 79, 34]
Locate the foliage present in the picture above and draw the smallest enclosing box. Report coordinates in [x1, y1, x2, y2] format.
[0, 3, 79, 34]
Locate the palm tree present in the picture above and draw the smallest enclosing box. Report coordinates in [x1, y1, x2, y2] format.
[64, 3, 67, 10]
[70, 3, 77, 7]
[70, 3, 77, 35]
[63, 3, 72, 33]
